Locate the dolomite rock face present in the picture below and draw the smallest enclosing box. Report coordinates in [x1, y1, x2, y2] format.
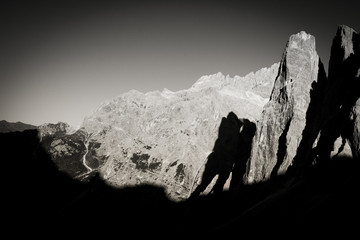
[245, 25, 359, 184]
[290, 25, 360, 171]
[246, 31, 326, 183]
[38, 122, 72, 139]
[80, 64, 279, 201]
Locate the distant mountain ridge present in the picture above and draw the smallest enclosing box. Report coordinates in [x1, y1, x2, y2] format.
[0, 120, 37, 133]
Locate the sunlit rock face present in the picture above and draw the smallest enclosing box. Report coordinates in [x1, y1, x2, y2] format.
[290, 25, 360, 171]
[245, 31, 325, 183]
[245, 25, 360, 184]
[38, 122, 72, 139]
[80, 64, 279, 201]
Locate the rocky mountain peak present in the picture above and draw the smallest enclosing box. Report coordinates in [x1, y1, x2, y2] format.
[245, 25, 359, 184]
[75, 63, 279, 200]
[191, 72, 226, 90]
[288, 31, 316, 54]
[298, 31, 312, 40]
[246, 30, 324, 183]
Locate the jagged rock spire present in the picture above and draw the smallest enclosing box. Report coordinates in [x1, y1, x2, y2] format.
[245, 25, 359, 184]
[292, 25, 360, 170]
[245, 31, 326, 183]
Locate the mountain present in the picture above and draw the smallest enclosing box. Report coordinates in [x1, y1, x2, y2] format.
[1, 25, 359, 238]
[0, 120, 37, 133]
[245, 25, 360, 184]
[31, 25, 359, 202]
[246, 31, 327, 182]
[78, 63, 279, 200]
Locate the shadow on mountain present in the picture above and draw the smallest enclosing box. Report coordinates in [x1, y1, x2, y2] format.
[184, 155, 359, 237]
[1, 129, 359, 238]
[190, 112, 256, 198]
[190, 112, 243, 197]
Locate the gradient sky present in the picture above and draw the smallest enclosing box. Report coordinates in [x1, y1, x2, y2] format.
[1, 0, 359, 127]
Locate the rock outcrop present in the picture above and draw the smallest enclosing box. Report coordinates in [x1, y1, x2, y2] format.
[38, 122, 74, 139]
[245, 31, 326, 183]
[245, 25, 359, 184]
[291, 25, 360, 170]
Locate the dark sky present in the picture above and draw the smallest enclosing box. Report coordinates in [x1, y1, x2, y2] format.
[1, 0, 359, 127]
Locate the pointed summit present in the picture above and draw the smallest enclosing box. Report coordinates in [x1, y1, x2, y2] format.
[287, 31, 316, 53]
[289, 25, 360, 172]
[191, 72, 225, 89]
[245, 25, 359, 184]
[246, 30, 326, 183]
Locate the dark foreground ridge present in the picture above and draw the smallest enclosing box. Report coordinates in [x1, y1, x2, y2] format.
[1, 129, 359, 238]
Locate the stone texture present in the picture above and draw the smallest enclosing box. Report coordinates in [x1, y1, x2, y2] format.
[38, 122, 73, 139]
[79, 65, 278, 201]
[245, 25, 359, 183]
[245, 31, 324, 183]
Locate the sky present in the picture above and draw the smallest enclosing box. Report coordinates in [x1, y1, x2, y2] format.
[1, 0, 359, 127]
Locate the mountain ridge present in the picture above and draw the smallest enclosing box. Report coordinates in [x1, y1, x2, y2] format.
[2, 24, 359, 203]
[0, 120, 37, 133]
[77, 61, 279, 200]
[1, 24, 359, 237]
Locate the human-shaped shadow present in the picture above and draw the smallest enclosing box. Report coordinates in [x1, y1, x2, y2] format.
[190, 112, 256, 197]
[229, 119, 256, 191]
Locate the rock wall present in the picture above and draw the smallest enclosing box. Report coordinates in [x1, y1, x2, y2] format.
[245, 25, 359, 183]
[291, 25, 360, 171]
[246, 31, 325, 183]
